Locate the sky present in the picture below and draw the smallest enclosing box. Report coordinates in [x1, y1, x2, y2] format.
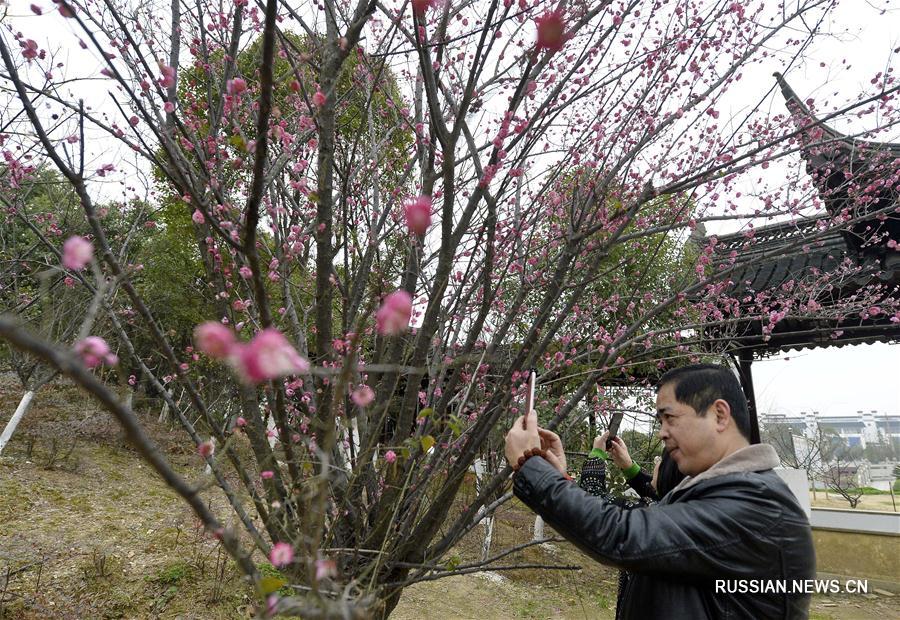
[4, 0, 899, 417]
[752, 342, 899, 417]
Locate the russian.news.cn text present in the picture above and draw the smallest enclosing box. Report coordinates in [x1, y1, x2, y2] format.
[715, 580, 870, 595]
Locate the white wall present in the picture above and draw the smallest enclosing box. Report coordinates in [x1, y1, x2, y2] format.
[775, 467, 812, 518]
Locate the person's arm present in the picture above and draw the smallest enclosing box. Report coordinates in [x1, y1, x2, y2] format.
[595, 433, 659, 501]
[577, 450, 608, 496]
[624, 468, 659, 501]
[514, 457, 788, 578]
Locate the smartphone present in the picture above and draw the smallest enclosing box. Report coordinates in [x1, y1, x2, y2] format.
[522, 370, 536, 429]
[606, 410, 624, 449]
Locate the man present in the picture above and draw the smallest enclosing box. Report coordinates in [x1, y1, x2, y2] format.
[506, 363, 815, 619]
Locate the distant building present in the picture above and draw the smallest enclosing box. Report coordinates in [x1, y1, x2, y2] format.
[761, 411, 900, 489]
[761, 410, 900, 450]
[868, 462, 900, 492]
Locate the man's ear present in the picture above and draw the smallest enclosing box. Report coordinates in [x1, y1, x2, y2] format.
[712, 398, 732, 432]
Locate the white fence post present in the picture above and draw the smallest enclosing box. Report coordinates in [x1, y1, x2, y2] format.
[0, 390, 35, 455]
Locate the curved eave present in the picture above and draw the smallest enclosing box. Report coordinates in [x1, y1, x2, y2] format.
[704, 319, 900, 356]
[774, 72, 900, 155]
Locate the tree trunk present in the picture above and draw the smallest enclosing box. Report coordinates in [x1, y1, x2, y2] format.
[204, 437, 216, 474]
[374, 569, 409, 620]
[472, 458, 497, 560]
[533, 516, 545, 541]
[0, 390, 35, 455]
[266, 413, 277, 450]
[480, 515, 494, 563]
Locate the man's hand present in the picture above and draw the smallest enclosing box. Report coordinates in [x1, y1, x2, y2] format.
[595, 432, 633, 470]
[538, 428, 567, 474]
[505, 408, 541, 468]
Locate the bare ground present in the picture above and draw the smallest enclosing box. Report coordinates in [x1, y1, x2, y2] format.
[1, 377, 897, 619]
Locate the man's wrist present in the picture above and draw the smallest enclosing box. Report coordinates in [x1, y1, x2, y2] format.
[513, 450, 573, 480]
[588, 447, 609, 460]
[622, 462, 641, 479]
[512, 447, 548, 471]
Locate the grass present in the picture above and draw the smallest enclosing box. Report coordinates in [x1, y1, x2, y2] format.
[150, 561, 194, 586]
[811, 492, 898, 511]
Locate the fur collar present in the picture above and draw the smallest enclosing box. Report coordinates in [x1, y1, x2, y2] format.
[671, 443, 780, 493]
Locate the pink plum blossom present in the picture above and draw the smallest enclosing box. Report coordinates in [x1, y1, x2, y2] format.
[534, 10, 567, 53]
[193, 321, 236, 359]
[197, 440, 214, 458]
[260, 470, 274, 479]
[226, 77, 247, 95]
[235, 416, 247, 427]
[239, 266, 253, 279]
[74, 336, 118, 368]
[315, 558, 336, 581]
[384, 450, 397, 463]
[376, 291, 412, 335]
[56, 1, 76, 18]
[312, 89, 326, 108]
[412, 0, 438, 15]
[22, 40, 39, 61]
[404, 195, 432, 235]
[232, 328, 310, 384]
[164, 101, 175, 113]
[62, 236, 93, 270]
[351, 385, 375, 407]
[269, 542, 294, 567]
[159, 63, 176, 88]
[191, 209, 205, 224]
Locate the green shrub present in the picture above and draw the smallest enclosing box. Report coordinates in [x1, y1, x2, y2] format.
[151, 561, 193, 585]
[256, 561, 293, 596]
[854, 487, 888, 495]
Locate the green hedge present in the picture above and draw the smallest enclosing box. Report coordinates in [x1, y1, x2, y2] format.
[838, 486, 894, 495]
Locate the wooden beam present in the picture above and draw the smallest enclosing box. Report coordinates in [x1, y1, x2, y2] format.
[737, 349, 761, 444]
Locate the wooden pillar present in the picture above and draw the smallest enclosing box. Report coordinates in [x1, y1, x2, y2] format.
[737, 349, 760, 444]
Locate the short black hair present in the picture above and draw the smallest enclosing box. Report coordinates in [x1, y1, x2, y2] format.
[656, 363, 752, 441]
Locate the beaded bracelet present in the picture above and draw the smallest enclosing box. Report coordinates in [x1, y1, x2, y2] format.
[513, 447, 548, 471]
[512, 448, 574, 480]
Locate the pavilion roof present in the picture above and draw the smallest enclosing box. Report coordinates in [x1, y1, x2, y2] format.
[708, 217, 899, 354]
[698, 76, 900, 355]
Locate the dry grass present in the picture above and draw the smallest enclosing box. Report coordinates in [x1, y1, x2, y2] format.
[811, 493, 899, 512]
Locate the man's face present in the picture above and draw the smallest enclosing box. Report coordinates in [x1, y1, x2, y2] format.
[655, 382, 720, 476]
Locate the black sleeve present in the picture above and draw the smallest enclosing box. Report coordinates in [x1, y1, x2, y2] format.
[626, 470, 659, 502]
[513, 456, 788, 578]
[577, 457, 607, 496]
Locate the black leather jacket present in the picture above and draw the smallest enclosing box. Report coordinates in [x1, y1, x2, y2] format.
[513, 452, 815, 619]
